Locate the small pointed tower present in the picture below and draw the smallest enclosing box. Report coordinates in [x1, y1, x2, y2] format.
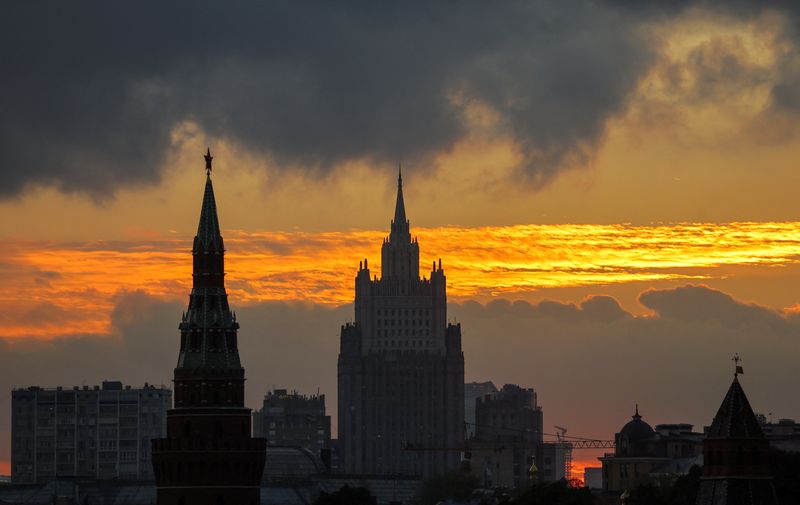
[696, 356, 778, 505]
[152, 149, 266, 505]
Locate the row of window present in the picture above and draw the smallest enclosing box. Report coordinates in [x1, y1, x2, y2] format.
[377, 329, 431, 337]
[376, 339, 433, 347]
[377, 318, 431, 327]
[376, 308, 431, 317]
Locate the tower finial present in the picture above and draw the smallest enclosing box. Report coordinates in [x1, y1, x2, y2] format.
[733, 353, 743, 377]
[204, 148, 213, 175]
[392, 163, 407, 231]
[634, 404, 640, 419]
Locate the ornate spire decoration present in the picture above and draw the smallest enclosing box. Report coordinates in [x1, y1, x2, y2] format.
[204, 147, 213, 175]
[733, 353, 744, 377]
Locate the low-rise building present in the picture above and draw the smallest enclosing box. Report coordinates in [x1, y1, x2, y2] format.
[11, 381, 170, 484]
[536, 442, 571, 482]
[598, 407, 703, 493]
[756, 415, 800, 453]
[583, 467, 602, 489]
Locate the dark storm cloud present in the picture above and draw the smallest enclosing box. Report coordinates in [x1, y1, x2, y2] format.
[0, 1, 662, 198]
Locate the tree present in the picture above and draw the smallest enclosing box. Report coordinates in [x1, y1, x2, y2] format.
[415, 467, 480, 505]
[510, 480, 595, 505]
[623, 466, 701, 505]
[771, 448, 800, 504]
[314, 485, 377, 505]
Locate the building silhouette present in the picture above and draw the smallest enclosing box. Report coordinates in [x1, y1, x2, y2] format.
[254, 389, 331, 454]
[464, 381, 497, 438]
[467, 384, 546, 488]
[151, 150, 266, 505]
[11, 381, 170, 483]
[695, 372, 778, 505]
[599, 407, 703, 493]
[756, 415, 800, 454]
[338, 170, 465, 476]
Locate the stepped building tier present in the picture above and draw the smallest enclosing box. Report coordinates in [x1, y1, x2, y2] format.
[338, 170, 465, 477]
[151, 150, 266, 505]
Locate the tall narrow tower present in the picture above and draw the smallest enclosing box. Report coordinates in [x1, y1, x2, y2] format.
[338, 169, 465, 477]
[152, 150, 266, 505]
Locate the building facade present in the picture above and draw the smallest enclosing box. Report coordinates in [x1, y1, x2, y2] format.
[464, 381, 498, 439]
[466, 384, 546, 488]
[338, 171, 465, 477]
[599, 407, 703, 493]
[756, 415, 800, 453]
[151, 150, 266, 505]
[255, 389, 331, 453]
[11, 381, 170, 484]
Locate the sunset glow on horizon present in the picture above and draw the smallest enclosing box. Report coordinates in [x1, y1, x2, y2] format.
[5, 221, 800, 341]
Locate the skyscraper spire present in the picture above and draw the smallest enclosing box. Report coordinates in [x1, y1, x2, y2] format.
[382, 166, 418, 278]
[394, 164, 407, 229]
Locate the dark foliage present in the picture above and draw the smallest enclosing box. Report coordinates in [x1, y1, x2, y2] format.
[314, 484, 377, 505]
[667, 465, 701, 505]
[771, 448, 800, 504]
[510, 480, 595, 505]
[415, 466, 480, 505]
[623, 466, 700, 505]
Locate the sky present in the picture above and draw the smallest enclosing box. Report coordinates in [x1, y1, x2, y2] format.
[3, 0, 800, 478]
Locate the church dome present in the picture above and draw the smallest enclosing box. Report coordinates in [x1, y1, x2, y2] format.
[619, 405, 655, 443]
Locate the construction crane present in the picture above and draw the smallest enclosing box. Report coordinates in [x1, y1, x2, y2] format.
[402, 422, 614, 482]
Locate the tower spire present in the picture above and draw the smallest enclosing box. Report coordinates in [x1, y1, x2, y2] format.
[180, 149, 238, 368]
[195, 150, 222, 254]
[394, 164, 407, 228]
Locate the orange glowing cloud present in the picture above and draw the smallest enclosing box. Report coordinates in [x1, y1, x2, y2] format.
[4, 221, 800, 340]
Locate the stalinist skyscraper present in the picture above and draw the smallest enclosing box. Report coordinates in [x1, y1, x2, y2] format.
[338, 170, 465, 477]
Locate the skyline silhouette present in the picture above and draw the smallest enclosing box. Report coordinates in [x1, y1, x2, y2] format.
[3, 2, 800, 502]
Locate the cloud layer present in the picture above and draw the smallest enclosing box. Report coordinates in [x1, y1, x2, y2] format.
[9, 1, 800, 198]
[2, 284, 799, 469]
[6, 221, 800, 339]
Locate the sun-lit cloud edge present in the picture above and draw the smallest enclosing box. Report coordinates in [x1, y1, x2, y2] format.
[4, 221, 800, 340]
